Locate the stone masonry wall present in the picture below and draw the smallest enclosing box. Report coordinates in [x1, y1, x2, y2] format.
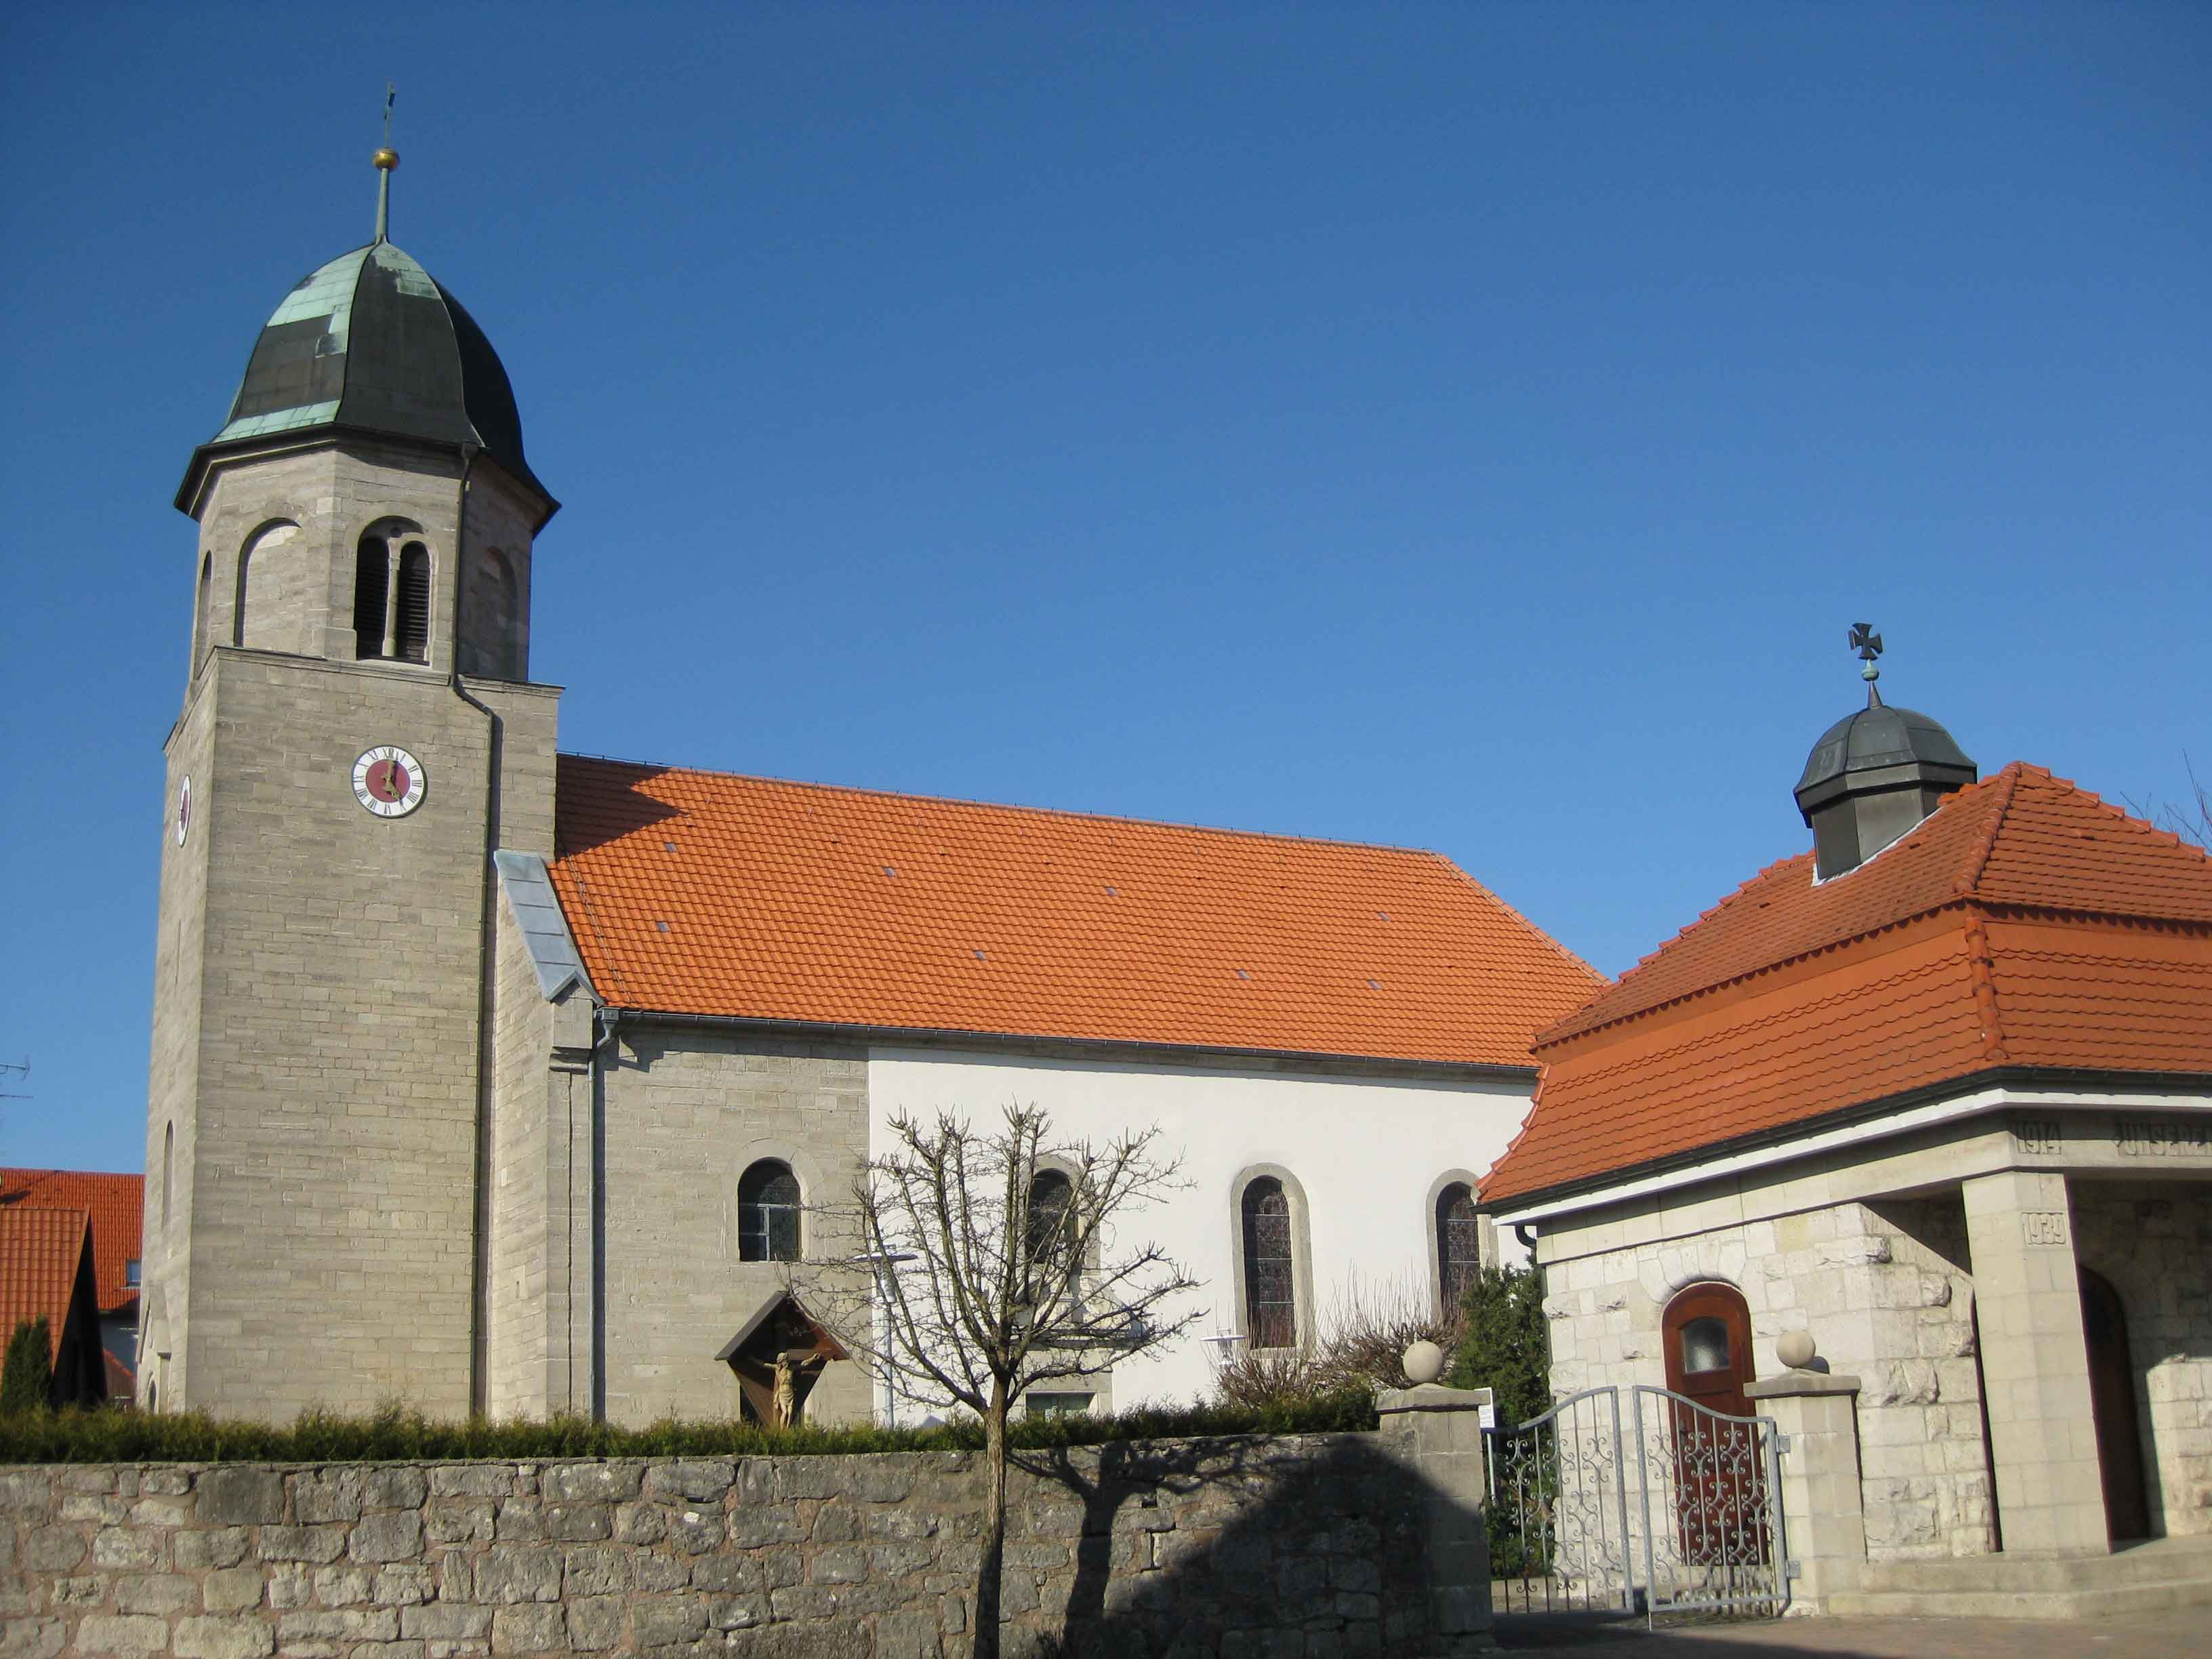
[598, 1031, 874, 1427]
[0, 1437, 1437, 1658]
[1542, 1196, 1992, 1559]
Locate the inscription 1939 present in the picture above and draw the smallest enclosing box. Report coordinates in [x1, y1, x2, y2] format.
[2021, 1211, 2069, 1248]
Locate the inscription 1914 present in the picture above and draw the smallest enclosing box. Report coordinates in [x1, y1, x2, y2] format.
[2013, 1120, 2064, 1154]
[2021, 1211, 2070, 1248]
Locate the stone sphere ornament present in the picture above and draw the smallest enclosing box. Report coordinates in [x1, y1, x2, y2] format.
[1402, 1340, 1446, 1385]
[1776, 1330, 1818, 1370]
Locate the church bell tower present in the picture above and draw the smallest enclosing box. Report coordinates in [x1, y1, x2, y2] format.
[142, 149, 562, 1418]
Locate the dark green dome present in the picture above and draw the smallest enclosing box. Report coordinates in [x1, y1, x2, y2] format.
[178, 241, 554, 516]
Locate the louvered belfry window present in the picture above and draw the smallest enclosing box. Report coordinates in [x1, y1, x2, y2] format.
[738, 1160, 802, 1263]
[1242, 1176, 1296, 1349]
[1437, 1183, 1481, 1317]
[353, 535, 389, 659]
[393, 541, 432, 663]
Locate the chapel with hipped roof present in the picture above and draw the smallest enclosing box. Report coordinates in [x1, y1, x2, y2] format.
[1484, 635, 2212, 1582]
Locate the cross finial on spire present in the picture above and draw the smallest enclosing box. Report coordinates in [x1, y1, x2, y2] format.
[1849, 621, 1884, 708]
[372, 83, 398, 243]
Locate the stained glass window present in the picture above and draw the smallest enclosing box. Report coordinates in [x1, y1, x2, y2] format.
[1242, 1176, 1296, 1349]
[1436, 1183, 1481, 1315]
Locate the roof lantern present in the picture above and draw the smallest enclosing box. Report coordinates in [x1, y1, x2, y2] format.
[176, 143, 554, 521]
[1794, 623, 1976, 881]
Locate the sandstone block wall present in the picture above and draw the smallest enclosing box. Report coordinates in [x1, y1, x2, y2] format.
[1541, 1195, 1992, 1560]
[597, 1031, 874, 1427]
[0, 1436, 1439, 1658]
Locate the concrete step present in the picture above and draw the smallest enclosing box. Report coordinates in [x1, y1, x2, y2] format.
[1828, 1536, 2212, 1620]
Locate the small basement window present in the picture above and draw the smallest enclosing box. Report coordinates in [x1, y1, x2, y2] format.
[1024, 1391, 1095, 1420]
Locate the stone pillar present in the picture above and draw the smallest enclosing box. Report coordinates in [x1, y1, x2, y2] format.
[1376, 1383, 1496, 1655]
[1744, 1366, 1864, 1612]
[1961, 1169, 2108, 1555]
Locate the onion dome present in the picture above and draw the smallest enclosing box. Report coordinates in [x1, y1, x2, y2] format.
[177, 153, 554, 520]
[1795, 626, 1976, 879]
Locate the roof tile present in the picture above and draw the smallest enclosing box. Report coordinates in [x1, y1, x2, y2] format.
[548, 757, 1601, 1066]
[0, 1206, 92, 1365]
[1, 1170, 142, 1317]
[1486, 765, 2212, 1204]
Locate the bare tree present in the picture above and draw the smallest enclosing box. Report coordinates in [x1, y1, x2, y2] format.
[2126, 756, 2210, 851]
[800, 1105, 1200, 1659]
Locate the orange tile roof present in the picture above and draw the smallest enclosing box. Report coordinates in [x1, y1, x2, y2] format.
[0, 1206, 93, 1366]
[548, 756, 1603, 1067]
[1484, 764, 2212, 1205]
[1, 1170, 142, 1317]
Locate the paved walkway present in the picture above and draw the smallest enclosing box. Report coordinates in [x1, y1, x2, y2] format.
[1493, 1607, 2200, 1657]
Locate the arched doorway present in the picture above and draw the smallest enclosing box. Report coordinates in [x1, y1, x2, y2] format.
[1660, 1283, 1764, 1565]
[2078, 1267, 2150, 1542]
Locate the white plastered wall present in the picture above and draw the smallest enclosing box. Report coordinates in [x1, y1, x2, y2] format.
[868, 1046, 1536, 1410]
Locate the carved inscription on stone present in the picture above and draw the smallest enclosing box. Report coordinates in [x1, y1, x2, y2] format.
[2021, 1211, 2069, 1248]
[2115, 1120, 2212, 1157]
[2013, 1119, 2064, 1155]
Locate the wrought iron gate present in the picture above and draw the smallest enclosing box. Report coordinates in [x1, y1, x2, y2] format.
[1483, 1385, 1788, 1624]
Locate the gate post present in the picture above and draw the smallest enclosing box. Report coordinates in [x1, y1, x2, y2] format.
[1377, 1378, 1496, 1654]
[1744, 1343, 1864, 1614]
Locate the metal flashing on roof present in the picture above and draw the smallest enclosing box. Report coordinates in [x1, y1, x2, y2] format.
[494, 851, 596, 1004]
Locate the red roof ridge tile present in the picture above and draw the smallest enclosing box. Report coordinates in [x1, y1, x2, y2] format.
[1541, 850, 1820, 1046]
[557, 752, 1461, 861]
[1953, 762, 2028, 896]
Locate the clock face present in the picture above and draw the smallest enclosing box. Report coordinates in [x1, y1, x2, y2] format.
[352, 745, 428, 818]
[175, 775, 191, 846]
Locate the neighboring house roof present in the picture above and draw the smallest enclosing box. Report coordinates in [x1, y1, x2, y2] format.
[548, 756, 1603, 1067]
[1484, 764, 2212, 1206]
[0, 1206, 94, 1366]
[0, 1170, 142, 1319]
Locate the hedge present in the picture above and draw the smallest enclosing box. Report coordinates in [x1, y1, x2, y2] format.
[0, 1389, 1380, 1465]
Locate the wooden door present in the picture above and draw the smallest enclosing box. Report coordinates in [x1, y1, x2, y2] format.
[1661, 1284, 1764, 1565]
[2078, 1268, 2151, 1542]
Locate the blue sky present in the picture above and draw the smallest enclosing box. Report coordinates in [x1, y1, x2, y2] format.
[2, 4, 2205, 1172]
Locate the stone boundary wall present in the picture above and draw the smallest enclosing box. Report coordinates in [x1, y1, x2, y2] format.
[0, 1435, 1439, 1658]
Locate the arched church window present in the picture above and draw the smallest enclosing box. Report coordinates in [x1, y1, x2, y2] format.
[1436, 1182, 1481, 1317]
[393, 542, 432, 663]
[162, 1122, 173, 1227]
[1026, 1169, 1073, 1264]
[1241, 1176, 1296, 1350]
[353, 535, 389, 659]
[738, 1160, 801, 1263]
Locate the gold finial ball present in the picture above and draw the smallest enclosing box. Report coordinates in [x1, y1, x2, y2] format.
[373, 148, 400, 171]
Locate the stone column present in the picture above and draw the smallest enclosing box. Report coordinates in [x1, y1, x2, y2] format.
[1744, 1365, 1864, 1612]
[1961, 1169, 2108, 1554]
[1376, 1382, 1496, 1655]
